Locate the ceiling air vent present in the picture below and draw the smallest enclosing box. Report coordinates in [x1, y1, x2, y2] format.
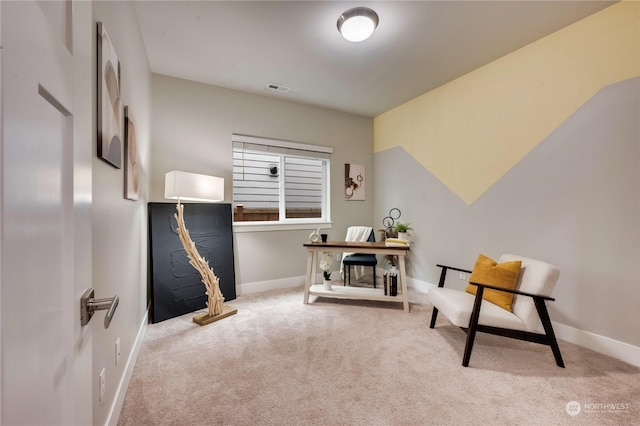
[266, 83, 290, 93]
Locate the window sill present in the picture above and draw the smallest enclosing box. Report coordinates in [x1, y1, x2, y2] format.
[233, 221, 333, 233]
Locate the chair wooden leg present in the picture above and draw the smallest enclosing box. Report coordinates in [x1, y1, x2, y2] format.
[462, 288, 484, 367]
[429, 307, 439, 329]
[534, 297, 565, 368]
[429, 267, 448, 329]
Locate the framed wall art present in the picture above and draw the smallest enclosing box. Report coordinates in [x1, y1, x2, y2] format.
[345, 163, 365, 200]
[124, 106, 139, 200]
[148, 203, 236, 323]
[97, 22, 122, 168]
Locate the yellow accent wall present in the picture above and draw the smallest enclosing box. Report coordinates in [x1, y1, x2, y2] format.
[374, 1, 640, 205]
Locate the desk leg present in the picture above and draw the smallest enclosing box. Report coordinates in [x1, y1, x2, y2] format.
[398, 255, 409, 312]
[303, 250, 315, 304]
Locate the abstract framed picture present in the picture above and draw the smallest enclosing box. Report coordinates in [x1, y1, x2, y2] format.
[97, 22, 122, 169]
[124, 106, 139, 200]
[345, 163, 365, 200]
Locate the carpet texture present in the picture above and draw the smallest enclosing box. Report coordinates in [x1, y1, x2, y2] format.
[118, 286, 639, 425]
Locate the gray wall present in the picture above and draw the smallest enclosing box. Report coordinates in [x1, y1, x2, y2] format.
[150, 74, 373, 288]
[93, 2, 152, 424]
[374, 78, 640, 347]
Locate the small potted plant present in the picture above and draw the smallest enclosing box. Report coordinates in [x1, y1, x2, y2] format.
[394, 222, 412, 241]
[319, 252, 333, 290]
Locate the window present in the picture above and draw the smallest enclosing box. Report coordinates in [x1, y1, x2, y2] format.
[232, 134, 332, 225]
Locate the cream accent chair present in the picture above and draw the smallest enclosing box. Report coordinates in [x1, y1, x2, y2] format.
[428, 254, 565, 368]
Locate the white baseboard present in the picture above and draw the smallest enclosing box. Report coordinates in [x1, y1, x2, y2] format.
[238, 270, 363, 295]
[406, 277, 640, 368]
[552, 322, 640, 368]
[106, 309, 149, 426]
[407, 276, 434, 294]
[237, 275, 305, 295]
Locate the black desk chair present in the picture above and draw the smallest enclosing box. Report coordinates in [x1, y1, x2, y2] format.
[343, 230, 377, 288]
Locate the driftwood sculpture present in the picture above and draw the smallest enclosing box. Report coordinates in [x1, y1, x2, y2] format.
[174, 202, 224, 317]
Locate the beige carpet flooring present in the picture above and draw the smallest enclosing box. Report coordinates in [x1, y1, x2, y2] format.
[118, 285, 639, 425]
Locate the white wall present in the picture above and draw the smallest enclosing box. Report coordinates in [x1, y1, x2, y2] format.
[92, 2, 151, 425]
[150, 74, 373, 291]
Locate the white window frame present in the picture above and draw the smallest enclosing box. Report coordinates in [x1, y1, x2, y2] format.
[232, 134, 333, 232]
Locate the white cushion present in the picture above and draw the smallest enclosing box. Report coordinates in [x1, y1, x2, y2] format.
[428, 287, 527, 331]
[499, 254, 560, 332]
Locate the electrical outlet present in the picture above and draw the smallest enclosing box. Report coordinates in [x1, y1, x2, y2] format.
[459, 271, 466, 280]
[115, 338, 121, 366]
[99, 368, 106, 402]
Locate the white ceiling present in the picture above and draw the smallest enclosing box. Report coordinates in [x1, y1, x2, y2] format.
[134, 1, 616, 118]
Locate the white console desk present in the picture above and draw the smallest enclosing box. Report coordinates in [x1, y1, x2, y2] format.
[303, 241, 410, 312]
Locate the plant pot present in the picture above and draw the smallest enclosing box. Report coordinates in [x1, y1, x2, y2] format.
[323, 279, 332, 290]
[397, 232, 409, 241]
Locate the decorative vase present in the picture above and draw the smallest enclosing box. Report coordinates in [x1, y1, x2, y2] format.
[309, 227, 321, 243]
[323, 279, 332, 290]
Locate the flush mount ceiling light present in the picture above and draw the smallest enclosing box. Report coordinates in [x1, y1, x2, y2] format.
[337, 7, 379, 42]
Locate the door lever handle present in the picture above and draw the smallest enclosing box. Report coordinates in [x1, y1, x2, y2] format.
[81, 288, 119, 329]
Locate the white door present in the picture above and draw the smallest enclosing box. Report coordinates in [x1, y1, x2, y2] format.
[1, 1, 92, 424]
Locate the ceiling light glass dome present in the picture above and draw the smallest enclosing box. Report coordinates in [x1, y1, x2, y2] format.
[337, 7, 379, 42]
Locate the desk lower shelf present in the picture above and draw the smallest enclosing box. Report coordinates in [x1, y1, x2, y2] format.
[303, 242, 410, 312]
[308, 283, 404, 303]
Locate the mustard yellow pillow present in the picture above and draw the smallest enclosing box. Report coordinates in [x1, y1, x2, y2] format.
[465, 254, 522, 312]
